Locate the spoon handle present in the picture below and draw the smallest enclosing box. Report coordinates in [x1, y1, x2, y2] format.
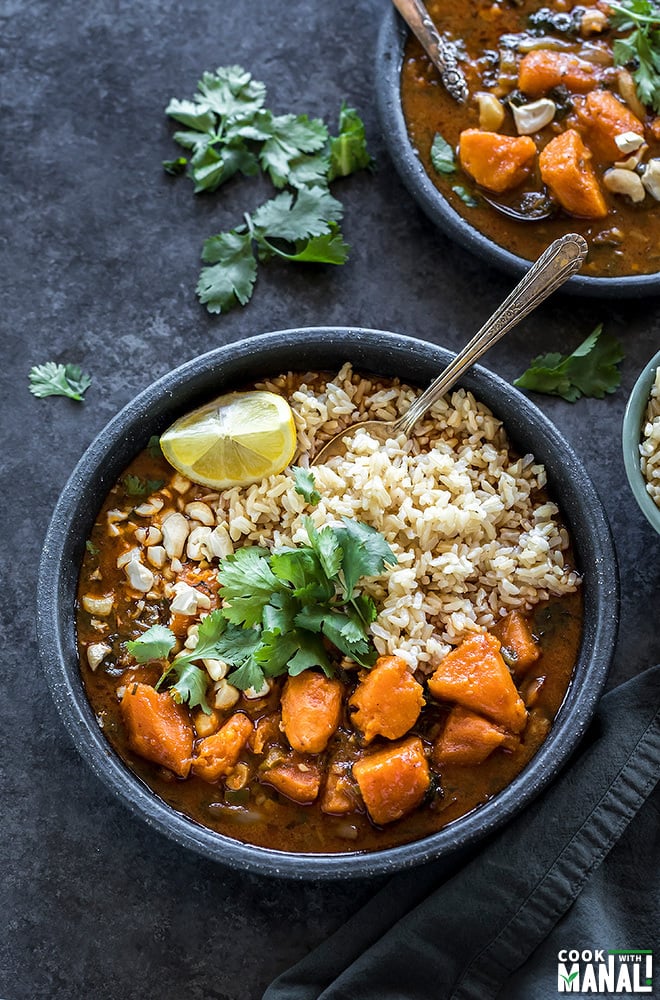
[390, 0, 468, 104]
[396, 233, 588, 436]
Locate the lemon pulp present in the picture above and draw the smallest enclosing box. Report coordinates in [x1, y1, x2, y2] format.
[160, 390, 297, 489]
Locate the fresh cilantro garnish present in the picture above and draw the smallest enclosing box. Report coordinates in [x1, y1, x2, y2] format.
[514, 324, 624, 402]
[126, 519, 396, 701]
[28, 362, 92, 402]
[197, 187, 348, 314]
[452, 184, 479, 208]
[127, 612, 235, 714]
[292, 466, 321, 505]
[127, 624, 176, 663]
[610, 1, 660, 112]
[430, 132, 456, 175]
[165, 66, 371, 313]
[85, 539, 99, 556]
[123, 474, 165, 497]
[214, 517, 396, 690]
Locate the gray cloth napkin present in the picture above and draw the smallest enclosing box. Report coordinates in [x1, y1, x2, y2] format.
[264, 665, 660, 1000]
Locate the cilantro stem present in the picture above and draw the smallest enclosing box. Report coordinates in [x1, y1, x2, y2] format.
[609, 1, 660, 25]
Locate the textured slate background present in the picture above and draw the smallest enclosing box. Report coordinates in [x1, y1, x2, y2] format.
[2, 1, 659, 997]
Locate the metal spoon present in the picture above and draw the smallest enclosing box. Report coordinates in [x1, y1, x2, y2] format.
[312, 233, 588, 465]
[481, 191, 558, 223]
[391, 0, 468, 104]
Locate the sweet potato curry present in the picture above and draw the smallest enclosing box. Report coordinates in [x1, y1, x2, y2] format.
[401, 0, 660, 276]
[76, 369, 582, 854]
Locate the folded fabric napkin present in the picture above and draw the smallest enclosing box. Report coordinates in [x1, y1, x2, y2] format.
[264, 666, 660, 1000]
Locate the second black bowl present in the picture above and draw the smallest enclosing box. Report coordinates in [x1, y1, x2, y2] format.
[376, 8, 660, 298]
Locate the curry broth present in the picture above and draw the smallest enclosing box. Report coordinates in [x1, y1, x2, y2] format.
[77, 433, 582, 855]
[400, 0, 660, 277]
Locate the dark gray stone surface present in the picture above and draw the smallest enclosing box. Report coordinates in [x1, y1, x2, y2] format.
[1, 1, 659, 997]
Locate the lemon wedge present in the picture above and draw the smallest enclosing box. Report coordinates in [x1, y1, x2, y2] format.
[160, 390, 297, 489]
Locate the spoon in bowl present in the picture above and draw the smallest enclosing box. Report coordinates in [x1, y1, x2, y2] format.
[391, 0, 468, 104]
[312, 232, 588, 465]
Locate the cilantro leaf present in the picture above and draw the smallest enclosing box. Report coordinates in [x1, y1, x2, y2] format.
[168, 662, 211, 712]
[292, 466, 321, 505]
[334, 518, 397, 600]
[264, 223, 349, 265]
[303, 517, 343, 579]
[251, 186, 343, 242]
[452, 184, 479, 207]
[127, 624, 176, 663]
[165, 98, 216, 134]
[328, 103, 372, 180]
[430, 132, 456, 174]
[226, 658, 267, 691]
[195, 66, 266, 119]
[259, 113, 328, 188]
[287, 633, 334, 676]
[197, 230, 258, 313]
[514, 324, 624, 402]
[610, 1, 660, 112]
[29, 362, 92, 402]
[189, 141, 259, 193]
[270, 547, 334, 601]
[217, 547, 286, 626]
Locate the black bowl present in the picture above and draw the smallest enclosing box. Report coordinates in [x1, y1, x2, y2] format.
[376, 9, 660, 298]
[37, 327, 619, 879]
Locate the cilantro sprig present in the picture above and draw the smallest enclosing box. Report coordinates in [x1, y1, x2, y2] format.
[514, 324, 624, 402]
[127, 615, 228, 715]
[28, 362, 92, 402]
[165, 66, 372, 313]
[609, 0, 660, 112]
[214, 516, 396, 690]
[126, 513, 396, 704]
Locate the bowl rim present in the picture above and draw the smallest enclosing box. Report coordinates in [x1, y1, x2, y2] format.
[622, 348, 660, 533]
[375, 7, 660, 298]
[37, 326, 619, 879]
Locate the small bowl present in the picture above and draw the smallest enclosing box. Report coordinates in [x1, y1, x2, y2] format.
[375, 8, 660, 298]
[37, 327, 619, 879]
[622, 349, 660, 534]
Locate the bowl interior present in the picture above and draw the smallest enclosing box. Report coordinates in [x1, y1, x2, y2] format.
[622, 349, 660, 535]
[37, 327, 619, 878]
[375, 8, 660, 298]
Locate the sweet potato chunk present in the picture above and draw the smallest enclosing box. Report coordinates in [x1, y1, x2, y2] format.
[353, 736, 430, 825]
[493, 610, 540, 675]
[120, 682, 193, 778]
[459, 129, 537, 193]
[281, 671, 343, 753]
[575, 90, 645, 161]
[539, 129, 607, 218]
[248, 713, 281, 755]
[428, 632, 527, 733]
[433, 706, 507, 766]
[192, 712, 253, 782]
[518, 50, 600, 97]
[320, 764, 360, 815]
[349, 655, 424, 744]
[260, 756, 321, 804]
